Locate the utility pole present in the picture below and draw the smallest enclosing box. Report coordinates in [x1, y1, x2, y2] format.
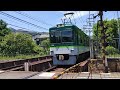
[99, 11, 108, 73]
[96, 20, 100, 58]
[83, 12, 95, 59]
[117, 11, 120, 51]
[94, 11, 108, 73]
[88, 12, 94, 59]
[88, 11, 91, 37]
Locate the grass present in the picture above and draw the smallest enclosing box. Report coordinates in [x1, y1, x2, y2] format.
[97, 53, 120, 58]
[0, 54, 47, 61]
[106, 54, 120, 58]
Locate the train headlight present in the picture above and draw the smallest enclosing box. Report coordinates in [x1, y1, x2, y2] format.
[71, 49, 74, 52]
[50, 51, 54, 55]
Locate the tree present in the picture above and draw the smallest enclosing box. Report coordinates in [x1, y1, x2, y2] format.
[105, 46, 119, 55]
[93, 19, 119, 49]
[33, 45, 44, 55]
[0, 19, 11, 40]
[0, 19, 11, 55]
[0, 32, 42, 56]
[15, 32, 35, 54]
[40, 38, 50, 55]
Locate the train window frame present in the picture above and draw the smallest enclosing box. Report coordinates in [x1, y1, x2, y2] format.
[78, 34, 81, 45]
[61, 30, 73, 43]
[50, 30, 61, 44]
[50, 31, 55, 43]
[55, 31, 61, 43]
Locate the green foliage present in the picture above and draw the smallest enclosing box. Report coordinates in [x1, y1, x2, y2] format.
[33, 45, 44, 55]
[0, 54, 43, 60]
[105, 46, 119, 55]
[40, 38, 50, 55]
[0, 19, 11, 39]
[0, 19, 50, 59]
[93, 19, 119, 48]
[0, 32, 43, 56]
[0, 19, 12, 54]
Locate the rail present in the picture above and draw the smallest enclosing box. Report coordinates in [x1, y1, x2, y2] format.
[52, 60, 89, 79]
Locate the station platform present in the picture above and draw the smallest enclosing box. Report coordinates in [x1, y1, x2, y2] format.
[0, 71, 58, 79]
[0, 71, 38, 79]
[58, 72, 120, 79]
[0, 71, 120, 79]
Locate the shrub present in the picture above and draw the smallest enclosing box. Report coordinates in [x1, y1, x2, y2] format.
[105, 46, 119, 55]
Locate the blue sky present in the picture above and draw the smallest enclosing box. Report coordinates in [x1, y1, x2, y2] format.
[0, 11, 119, 35]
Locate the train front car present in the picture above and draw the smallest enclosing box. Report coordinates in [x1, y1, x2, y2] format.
[49, 24, 83, 65]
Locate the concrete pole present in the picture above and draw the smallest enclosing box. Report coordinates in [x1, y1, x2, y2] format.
[24, 62, 29, 71]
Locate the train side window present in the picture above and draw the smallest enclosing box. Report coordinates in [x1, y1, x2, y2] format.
[78, 35, 80, 45]
[85, 38, 86, 46]
[50, 32, 56, 43]
[83, 37, 85, 45]
[80, 36, 82, 45]
[83, 37, 86, 46]
[82, 35, 84, 45]
[87, 38, 88, 46]
[55, 31, 61, 43]
[87, 38, 89, 46]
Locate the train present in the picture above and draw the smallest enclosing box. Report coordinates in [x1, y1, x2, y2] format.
[49, 23, 90, 65]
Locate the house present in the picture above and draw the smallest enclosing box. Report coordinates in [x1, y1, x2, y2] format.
[32, 33, 49, 45]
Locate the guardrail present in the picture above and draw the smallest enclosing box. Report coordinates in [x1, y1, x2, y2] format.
[0, 55, 52, 70]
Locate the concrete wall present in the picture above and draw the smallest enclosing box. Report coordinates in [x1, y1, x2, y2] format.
[107, 58, 120, 72]
[88, 58, 120, 73]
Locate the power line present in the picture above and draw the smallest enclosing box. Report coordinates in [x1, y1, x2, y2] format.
[72, 13, 76, 25]
[8, 23, 34, 32]
[0, 11, 48, 31]
[76, 11, 84, 23]
[75, 11, 84, 28]
[79, 11, 85, 23]
[14, 11, 53, 26]
[0, 15, 38, 32]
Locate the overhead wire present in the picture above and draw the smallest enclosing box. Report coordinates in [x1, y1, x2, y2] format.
[0, 11, 49, 31]
[0, 15, 39, 32]
[79, 11, 85, 23]
[8, 23, 35, 32]
[76, 11, 88, 33]
[72, 13, 76, 25]
[75, 11, 84, 28]
[14, 11, 53, 26]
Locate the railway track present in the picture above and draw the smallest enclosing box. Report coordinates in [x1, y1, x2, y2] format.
[20, 59, 89, 79]
[0, 55, 89, 79]
[51, 59, 89, 79]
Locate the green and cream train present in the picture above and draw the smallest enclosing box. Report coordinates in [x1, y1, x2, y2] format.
[49, 24, 90, 65]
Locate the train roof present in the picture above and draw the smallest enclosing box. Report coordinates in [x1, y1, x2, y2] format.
[49, 24, 89, 37]
[49, 24, 76, 29]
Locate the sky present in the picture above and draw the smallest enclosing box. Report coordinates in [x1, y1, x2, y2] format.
[0, 11, 119, 36]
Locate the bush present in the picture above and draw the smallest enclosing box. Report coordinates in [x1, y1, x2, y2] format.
[33, 45, 44, 55]
[105, 46, 119, 55]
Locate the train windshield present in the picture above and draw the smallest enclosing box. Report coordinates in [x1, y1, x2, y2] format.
[61, 30, 73, 43]
[50, 29, 73, 44]
[50, 31, 61, 43]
